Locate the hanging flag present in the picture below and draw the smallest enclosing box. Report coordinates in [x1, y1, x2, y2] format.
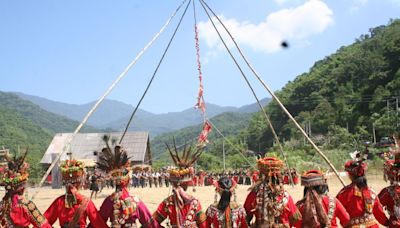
[194, 24, 206, 114]
[193, 24, 211, 146]
[198, 121, 212, 145]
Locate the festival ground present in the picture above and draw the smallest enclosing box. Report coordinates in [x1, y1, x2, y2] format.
[0, 172, 386, 227]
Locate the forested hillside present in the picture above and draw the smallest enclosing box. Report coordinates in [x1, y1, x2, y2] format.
[244, 19, 400, 153]
[17, 92, 270, 137]
[0, 92, 96, 134]
[151, 112, 254, 170]
[151, 20, 400, 172]
[0, 106, 52, 181]
[0, 92, 97, 180]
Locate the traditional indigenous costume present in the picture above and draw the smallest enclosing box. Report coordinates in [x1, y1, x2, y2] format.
[378, 151, 400, 227]
[44, 159, 108, 228]
[206, 177, 248, 228]
[95, 136, 158, 228]
[294, 170, 349, 228]
[336, 152, 389, 227]
[152, 142, 207, 227]
[244, 157, 301, 227]
[0, 151, 51, 228]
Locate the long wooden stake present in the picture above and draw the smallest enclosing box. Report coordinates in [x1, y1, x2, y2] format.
[31, 0, 188, 200]
[200, 0, 346, 186]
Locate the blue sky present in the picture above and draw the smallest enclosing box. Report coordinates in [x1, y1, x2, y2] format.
[1, 0, 399, 114]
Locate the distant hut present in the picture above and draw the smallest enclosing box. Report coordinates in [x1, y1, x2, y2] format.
[40, 132, 152, 188]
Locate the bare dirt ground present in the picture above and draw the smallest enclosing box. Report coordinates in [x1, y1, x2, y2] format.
[1, 173, 388, 227]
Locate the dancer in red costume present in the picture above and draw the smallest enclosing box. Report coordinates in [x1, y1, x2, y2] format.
[94, 135, 159, 227]
[152, 141, 207, 227]
[378, 147, 400, 227]
[0, 150, 51, 227]
[244, 156, 301, 227]
[206, 176, 248, 227]
[294, 170, 349, 228]
[44, 159, 108, 228]
[336, 151, 389, 227]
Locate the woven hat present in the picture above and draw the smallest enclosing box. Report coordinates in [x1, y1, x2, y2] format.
[166, 139, 204, 183]
[96, 135, 131, 187]
[60, 159, 85, 184]
[301, 170, 327, 187]
[0, 151, 29, 191]
[257, 156, 284, 176]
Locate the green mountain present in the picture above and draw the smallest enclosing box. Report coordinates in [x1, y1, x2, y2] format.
[0, 92, 98, 180]
[15, 92, 270, 137]
[15, 92, 153, 128]
[1, 92, 96, 134]
[153, 20, 400, 173]
[0, 106, 52, 153]
[150, 112, 255, 170]
[0, 105, 52, 180]
[245, 19, 400, 152]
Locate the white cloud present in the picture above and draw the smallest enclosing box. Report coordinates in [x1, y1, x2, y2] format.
[198, 0, 334, 53]
[350, 0, 368, 12]
[273, 0, 290, 5]
[273, 0, 304, 5]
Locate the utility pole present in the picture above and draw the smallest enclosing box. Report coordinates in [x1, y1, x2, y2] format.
[396, 96, 399, 127]
[309, 120, 312, 137]
[387, 99, 390, 115]
[373, 123, 376, 144]
[303, 122, 307, 145]
[223, 140, 226, 171]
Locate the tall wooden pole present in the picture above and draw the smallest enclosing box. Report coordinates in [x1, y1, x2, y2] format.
[223, 140, 226, 171]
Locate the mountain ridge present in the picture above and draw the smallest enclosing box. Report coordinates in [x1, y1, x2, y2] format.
[14, 92, 270, 136]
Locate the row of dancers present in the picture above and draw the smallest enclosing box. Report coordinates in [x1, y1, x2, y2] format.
[1, 139, 399, 227]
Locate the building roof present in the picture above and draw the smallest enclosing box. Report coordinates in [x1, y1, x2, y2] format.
[40, 132, 150, 164]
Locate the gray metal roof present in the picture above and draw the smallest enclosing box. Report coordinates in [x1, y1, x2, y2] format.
[40, 132, 150, 164]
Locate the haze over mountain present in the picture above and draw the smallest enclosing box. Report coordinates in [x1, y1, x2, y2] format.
[14, 92, 270, 137]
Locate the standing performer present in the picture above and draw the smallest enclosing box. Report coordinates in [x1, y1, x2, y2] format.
[206, 176, 248, 228]
[244, 156, 301, 227]
[378, 151, 400, 227]
[0, 151, 51, 228]
[291, 168, 299, 185]
[152, 142, 207, 227]
[89, 171, 99, 199]
[44, 159, 108, 228]
[294, 170, 349, 228]
[95, 135, 159, 228]
[336, 151, 389, 227]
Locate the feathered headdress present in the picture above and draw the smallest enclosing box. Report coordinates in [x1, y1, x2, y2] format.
[96, 135, 130, 186]
[345, 150, 368, 177]
[0, 150, 29, 191]
[166, 138, 204, 183]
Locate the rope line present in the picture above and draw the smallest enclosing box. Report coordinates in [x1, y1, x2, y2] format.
[198, 0, 292, 184]
[144, 120, 255, 169]
[200, 0, 346, 186]
[119, 0, 192, 144]
[207, 119, 256, 169]
[31, 0, 188, 200]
